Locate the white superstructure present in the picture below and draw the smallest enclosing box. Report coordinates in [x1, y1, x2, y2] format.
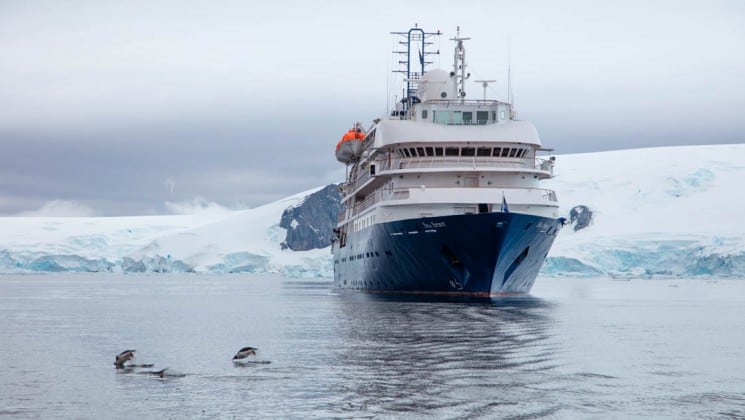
[336, 28, 559, 244]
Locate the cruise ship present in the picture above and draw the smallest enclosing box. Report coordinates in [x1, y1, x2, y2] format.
[332, 27, 565, 296]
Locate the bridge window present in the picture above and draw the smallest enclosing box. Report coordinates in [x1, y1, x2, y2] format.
[402, 148, 411, 157]
[462, 112, 473, 124]
[461, 147, 475, 157]
[409, 147, 418, 156]
[493, 147, 502, 157]
[477, 147, 491, 157]
[445, 147, 459, 156]
[416, 147, 425, 156]
[435, 147, 444, 156]
[501, 148, 510, 157]
[425, 146, 434, 156]
[509, 148, 518, 158]
[477, 111, 489, 124]
[422, 110, 428, 119]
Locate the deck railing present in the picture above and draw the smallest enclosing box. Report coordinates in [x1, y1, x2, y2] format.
[344, 156, 554, 197]
[339, 185, 558, 222]
[396, 156, 552, 172]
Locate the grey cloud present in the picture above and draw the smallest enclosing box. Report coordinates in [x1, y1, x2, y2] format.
[1, 0, 743, 215]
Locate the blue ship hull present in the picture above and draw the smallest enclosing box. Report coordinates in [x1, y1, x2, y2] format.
[333, 212, 563, 296]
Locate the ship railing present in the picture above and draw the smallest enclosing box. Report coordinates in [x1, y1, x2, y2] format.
[345, 159, 394, 195]
[345, 185, 558, 219]
[353, 192, 379, 214]
[542, 189, 558, 202]
[371, 186, 558, 202]
[351, 166, 372, 189]
[425, 99, 507, 107]
[394, 156, 553, 174]
[346, 156, 552, 197]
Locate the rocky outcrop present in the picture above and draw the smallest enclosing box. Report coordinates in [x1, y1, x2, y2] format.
[280, 184, 342, 251]
[569, 205, 593, 231]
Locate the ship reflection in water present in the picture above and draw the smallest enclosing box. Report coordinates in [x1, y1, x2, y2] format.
[330, 292, 559, 415]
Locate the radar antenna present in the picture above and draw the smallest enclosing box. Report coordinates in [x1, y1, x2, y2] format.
[391, 25, 441, 117]
[474, 80, 496, 100]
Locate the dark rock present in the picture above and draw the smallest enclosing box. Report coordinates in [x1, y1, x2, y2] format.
[280, 184, 342, 251]
[569, 205, 593, 231]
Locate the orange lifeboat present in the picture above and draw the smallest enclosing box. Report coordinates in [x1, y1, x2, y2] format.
[335, 125, 365, 164]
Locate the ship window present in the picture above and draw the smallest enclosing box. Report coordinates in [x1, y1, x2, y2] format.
[408, 148, 417, 156]
[416, 147, 425, 156]
[425, 146, 434, 156]
[501, 148, 510, 157]
[492, 110, 497, 121]
[462, 112, 473, 124]
[493, 147, 502, 157]
[509, 148, 518, 158]
[477, 147, 491, 157]
[452, 111, 463, 125]
[422, 110, 428, 119]
[476, 111, 489, 124]
[434, 110, 450, 124]
[461, 147, 475, 157]
[402, 148, 411, 157]
[435, 147, 444, 156]
[500, 110, 506, 120]
[445, 147, 459, 156]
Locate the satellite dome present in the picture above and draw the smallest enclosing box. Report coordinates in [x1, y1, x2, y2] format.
[418, 69, 452, 101]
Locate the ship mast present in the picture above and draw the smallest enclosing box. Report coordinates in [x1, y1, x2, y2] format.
[391, 25, 441, 117]
[450, 26, 471, 103]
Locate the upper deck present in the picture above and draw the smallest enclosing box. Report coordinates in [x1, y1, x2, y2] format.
[370, 117, 541, 149]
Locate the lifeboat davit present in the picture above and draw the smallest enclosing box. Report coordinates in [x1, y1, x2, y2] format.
[335, 127, 365, 164]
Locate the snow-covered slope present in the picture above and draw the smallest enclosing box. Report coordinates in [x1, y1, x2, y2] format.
[1, 144, 744, 278]
[0, 186, 331, 277]
[543, 144, 745, 277]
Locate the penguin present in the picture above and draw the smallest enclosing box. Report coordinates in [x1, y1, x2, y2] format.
[232, 346, 258, 362]
[114, 350, 136, 368]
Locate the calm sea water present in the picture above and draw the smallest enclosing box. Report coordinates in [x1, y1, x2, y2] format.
[1, 274, 744, 419]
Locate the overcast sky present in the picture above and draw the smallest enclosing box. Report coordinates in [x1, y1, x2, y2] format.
[1, 0, 743, 216]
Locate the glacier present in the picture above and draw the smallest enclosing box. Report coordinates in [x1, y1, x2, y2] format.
[1, 144, 744, 278]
